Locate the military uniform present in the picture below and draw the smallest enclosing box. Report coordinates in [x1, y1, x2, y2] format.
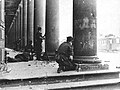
[56, 37, 77, 73]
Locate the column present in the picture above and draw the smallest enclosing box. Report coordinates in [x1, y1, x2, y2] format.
[13, 18, 16, 49]
[18, 5, 22, 49]
[17, 8, 21, 40]
[45, 0, 59, 54]
[0, 0, 5, 62]
[15, 14, 18, 41]
[23, 0, 28, 46]
[13, 18, 17, 50]
[73, 0, 98, 60]
[20, 0, 24, 49]
[16, 7, 21, 50]
[28, 0, 34, 43]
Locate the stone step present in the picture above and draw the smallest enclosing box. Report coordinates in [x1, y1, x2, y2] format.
[0, 69, 120, 88]
[39, 78, 120, 90]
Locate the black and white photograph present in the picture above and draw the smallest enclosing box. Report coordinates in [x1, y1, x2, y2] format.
[0, 0, 120, 90]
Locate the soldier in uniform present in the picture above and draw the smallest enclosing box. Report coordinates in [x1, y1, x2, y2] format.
[55, 36, 79, 73]
[35, 27, 45, 60]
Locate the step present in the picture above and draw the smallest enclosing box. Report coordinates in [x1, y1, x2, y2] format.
[0, 69, 120, 88]
[39, 78, 120, 90]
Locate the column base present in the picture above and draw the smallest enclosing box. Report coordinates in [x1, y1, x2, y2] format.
[73, 56, 101, 64]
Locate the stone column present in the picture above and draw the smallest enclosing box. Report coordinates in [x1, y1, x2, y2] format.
[16, 7, 21, 50]
[15, 14, 18, 41]
[20, 0, 24, 49]
[18, 5, 22, 49]
[28, 0, 34, 43]
[13, 18, 17, 50]
[23, 0, 28, 46]
[73, 0, 98, 61]
[17, 8, 21, 40]
[13, 19, 16, 48]
[45, 0, 59, 54]
[0, 0, 5, 62]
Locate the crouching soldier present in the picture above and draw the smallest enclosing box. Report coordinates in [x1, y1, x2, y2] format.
[55, 36, 79, 73]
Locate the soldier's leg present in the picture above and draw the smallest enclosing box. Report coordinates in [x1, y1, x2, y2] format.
[56, 56, 65, 73]
[64, 60, 77, 71]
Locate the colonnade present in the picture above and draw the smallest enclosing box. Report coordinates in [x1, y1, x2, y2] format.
[7, 0, 60, 55]
[5, 0, 97, 61]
